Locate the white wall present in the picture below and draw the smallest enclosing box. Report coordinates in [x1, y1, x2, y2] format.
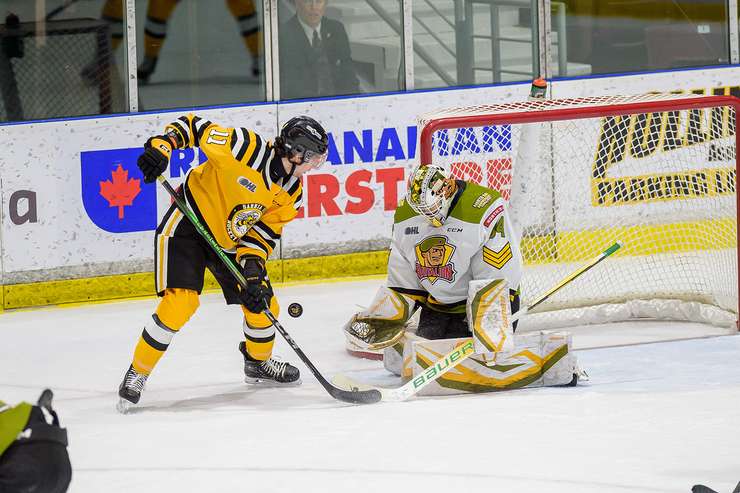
[2, 67, 739, 284]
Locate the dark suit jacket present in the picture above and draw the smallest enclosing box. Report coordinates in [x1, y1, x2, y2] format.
[279, 15, 360, 100]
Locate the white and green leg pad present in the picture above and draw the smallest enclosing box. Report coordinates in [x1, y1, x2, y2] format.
[467, 278, 514, 360]
[396, 330, 579, 396]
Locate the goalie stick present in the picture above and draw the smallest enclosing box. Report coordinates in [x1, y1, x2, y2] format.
[332, 241, 623, 402]
[157, 176, 381, 405]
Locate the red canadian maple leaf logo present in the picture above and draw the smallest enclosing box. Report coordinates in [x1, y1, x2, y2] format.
[99, 164, 141, 219]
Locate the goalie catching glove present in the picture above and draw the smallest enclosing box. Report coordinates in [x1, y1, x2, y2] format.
[239, 256, 273, 314]
[343, 286, 415, 352]
[138, 134, 174, 183]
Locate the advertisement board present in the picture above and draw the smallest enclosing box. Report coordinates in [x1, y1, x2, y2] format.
[1, 67, 739, 293]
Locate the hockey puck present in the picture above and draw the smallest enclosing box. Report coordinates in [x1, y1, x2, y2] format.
[287, 302, 303, 318]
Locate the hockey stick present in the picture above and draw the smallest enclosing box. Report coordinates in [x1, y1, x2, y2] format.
[156, 176, 381, 405]
[332, 241, 622, 402]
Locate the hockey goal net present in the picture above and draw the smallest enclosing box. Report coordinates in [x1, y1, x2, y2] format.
[0, 18, 115, 121]
[419, 92, 739, 330]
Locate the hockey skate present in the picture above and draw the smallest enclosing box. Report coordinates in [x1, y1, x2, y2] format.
[137, 56, 158, 85]
[251, 56, 262, 78]
[239, 342, 301, 386]
[80, 61, 98, 87]
[117, 364, 148, 414]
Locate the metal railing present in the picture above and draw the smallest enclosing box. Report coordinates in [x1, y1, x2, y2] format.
[457, 0, 567, 84]
[365, 0, 456, 86]
[364, 0, 567, 88]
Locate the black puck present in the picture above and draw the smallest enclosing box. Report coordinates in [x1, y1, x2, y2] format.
[287, 302, 303, 318]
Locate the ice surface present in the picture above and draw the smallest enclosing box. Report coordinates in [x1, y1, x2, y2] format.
[1, 278, 738, 493]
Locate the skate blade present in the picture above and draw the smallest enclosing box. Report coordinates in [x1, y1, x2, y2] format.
[243, 376, 302, 387]
[116, 398, 137, 414]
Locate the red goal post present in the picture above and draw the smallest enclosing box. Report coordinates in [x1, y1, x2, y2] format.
[418, 93, 740, 330]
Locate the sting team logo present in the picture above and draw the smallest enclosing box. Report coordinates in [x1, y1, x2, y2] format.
[414, 236, 457, 284]
[226, 203, 265, 241]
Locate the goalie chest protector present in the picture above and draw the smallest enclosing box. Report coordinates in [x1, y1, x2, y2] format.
[390, 182, 522, 306]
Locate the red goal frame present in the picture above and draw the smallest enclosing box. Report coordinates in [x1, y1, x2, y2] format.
[418, 94, 740, 321]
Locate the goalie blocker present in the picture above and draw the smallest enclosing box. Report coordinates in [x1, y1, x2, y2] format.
[343, 279, 581, 395]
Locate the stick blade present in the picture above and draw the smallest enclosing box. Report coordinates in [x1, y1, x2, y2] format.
[691, 485, 719, 493]
[327, 385, 382, 404]
[331, 375, 409, 403]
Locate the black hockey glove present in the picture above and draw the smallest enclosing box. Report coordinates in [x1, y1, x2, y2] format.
[138, 136, 172, 183]
[239, 256, 273, 313]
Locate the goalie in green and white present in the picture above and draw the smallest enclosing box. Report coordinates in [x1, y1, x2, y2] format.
[342, 164, 580, 394]
[344, 163, 523, 356]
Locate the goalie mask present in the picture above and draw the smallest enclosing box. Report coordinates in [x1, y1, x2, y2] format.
[406, 164, 455, 227]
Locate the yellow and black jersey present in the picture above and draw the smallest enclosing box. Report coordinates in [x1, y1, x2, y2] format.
[164, 114, 302, 262]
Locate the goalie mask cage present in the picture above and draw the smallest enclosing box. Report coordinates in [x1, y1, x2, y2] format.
[419, 93, 740, 330]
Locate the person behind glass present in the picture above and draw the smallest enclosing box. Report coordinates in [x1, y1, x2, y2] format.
[279, 0, 359, 100]
[137, 0, 263, 83]
[84, 0, 262, 84]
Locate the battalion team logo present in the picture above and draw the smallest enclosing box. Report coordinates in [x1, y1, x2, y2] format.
[414, 235, 457, 284]
[226, 203, 265, 241]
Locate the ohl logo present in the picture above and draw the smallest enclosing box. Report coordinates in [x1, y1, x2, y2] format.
[414, 235, 457, 284]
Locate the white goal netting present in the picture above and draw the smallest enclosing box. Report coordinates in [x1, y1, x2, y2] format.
[419, 93, 739, 329]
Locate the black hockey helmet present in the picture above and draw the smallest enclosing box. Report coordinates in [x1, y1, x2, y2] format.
[276, 116, 329, 168]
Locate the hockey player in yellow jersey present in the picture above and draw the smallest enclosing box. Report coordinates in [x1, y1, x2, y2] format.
[137, 0, 263, 82]
[117, 115, 328, 413]
[89, 0, 262, 83]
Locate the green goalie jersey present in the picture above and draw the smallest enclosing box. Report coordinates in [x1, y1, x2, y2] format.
[387, 181, 523, 313]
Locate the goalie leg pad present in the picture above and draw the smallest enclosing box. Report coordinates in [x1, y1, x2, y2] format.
[382, 336, 405, 376]
[404, 331, 578, 396]
[382, 331, 426, 377]
[467, 279, 514, 355]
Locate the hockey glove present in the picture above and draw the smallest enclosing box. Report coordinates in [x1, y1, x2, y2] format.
[239, 256, 273, 313]
[138, 136, 173, 183]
